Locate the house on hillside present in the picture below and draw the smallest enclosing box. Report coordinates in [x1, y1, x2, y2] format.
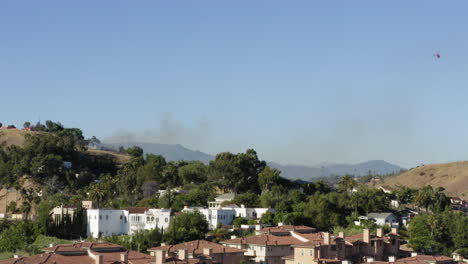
[86, 207, 172, 238]
[360, 213, 398, 227]
[209, 193, 237, 209]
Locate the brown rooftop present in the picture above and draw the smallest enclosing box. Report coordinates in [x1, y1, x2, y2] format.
[125, 207, 150, 214]
[149, 240, 244, 255]
[257, 225, 316, 234]
[222, 234, 302, 246]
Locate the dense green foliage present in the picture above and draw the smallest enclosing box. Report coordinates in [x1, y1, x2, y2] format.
[408, 210, 468, 256]
[0, 121, 463, 258]
[162, 211, 209, 244]
[104, 229, 163, 253]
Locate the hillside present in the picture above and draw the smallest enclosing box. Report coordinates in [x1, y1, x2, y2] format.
[380, 161, 468, 197]
[102, 142, 403, 180]
[0, 129, 35, 145]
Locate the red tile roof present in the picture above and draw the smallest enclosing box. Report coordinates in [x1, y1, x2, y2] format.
[222, 234, 302, 246]
[125, 207, 150, 214]
[149, 240, 244, 255]
[257, 225, 316, 234]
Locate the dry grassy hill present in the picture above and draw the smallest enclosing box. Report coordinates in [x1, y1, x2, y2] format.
[380, 161, 468, 197]
[0, 129, 34, 146]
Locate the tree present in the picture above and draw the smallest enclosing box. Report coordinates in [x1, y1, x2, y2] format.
[178, 161, 207, 185]
[6, 201, 17, 214]
[338, 175, 356, 194]
[20, 201, 31, 220]
[163, 211, 209, 244]
[208, 149, 265, 193]
[23, 121, 31, 129]
[258, 166, 281, 191]
[127, 146, 144, 158]
[233, 192, 260, 208]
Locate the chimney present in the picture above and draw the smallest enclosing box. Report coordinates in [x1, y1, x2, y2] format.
[95, 255, 103, 264]
[411, 252, 418, 257]
[203, 248, 213, 256]
[376, 228, 383, 238]
[342, 260, 350, 264]
[13, 255, 19, 259]
[388, 256, 396, 263]
[49, 243, 56, 248]
[363, 229, 370, 243]
[178, 249, 188, 261]
[231, 235, 237, 239]
[278, 222, 284, 226]
[323, 232, 330, 245]
[367, 257, 375, 263]
[155, 250, 166, 264]
[120, 253, 128, 264]
[391, 227, 398, 235]
[339, 232, 345, 238]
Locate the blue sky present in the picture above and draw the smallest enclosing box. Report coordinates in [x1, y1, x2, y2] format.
[1, 1, 468, 168]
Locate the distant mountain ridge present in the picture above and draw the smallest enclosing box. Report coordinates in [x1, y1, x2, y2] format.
[101, 142, 403, 180]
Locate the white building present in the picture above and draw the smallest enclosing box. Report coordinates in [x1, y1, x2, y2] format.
[86, 208, 172, 238]
[364, 212, 399, 227]
[183, 205, 274, 230]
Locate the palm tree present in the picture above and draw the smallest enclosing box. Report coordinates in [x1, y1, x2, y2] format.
[339, 175, 357, 194]
[20, 201, 31, 220]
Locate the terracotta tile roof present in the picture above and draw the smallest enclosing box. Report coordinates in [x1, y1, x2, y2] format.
[257, 225, 316, 234]
[125, 207, 150, 214]
[148, 240, 244, 255]
[292, 232, 344, 247]
[0, 253, 93, 264]
[396, 255, 455, 264]
[1, 243, 154, 264]
[221, 234, 302, 246]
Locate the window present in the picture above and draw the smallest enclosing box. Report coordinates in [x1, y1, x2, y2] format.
[310, 250, 313, 256]
[120, 215, 123, 220]
[124, 216, 127, 223]
[156, 217, 159, 222]
[165, 218, 168, 223]
[106, 215, 109, 220]
[99, 215, 102, 220]
[301, 249, 304, 256]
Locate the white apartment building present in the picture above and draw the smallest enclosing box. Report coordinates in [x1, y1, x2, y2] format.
[86, 208, 172, 238]
[183, 205, 274, 230]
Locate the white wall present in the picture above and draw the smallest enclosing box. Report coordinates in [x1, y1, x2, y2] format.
[86, 209, 128, 238]
[86, 208, 172, 238]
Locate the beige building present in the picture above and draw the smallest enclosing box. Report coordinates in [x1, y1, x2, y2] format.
[222, 233, 303, 264]
[148, 239, 246, 264]
[284, 228, 402, 264]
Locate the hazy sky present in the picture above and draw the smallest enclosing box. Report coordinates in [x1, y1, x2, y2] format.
[1, 1, 468, 168]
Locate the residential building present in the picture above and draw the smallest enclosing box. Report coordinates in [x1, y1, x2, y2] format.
[50, 205, 77, 221]
[283, 228, 402, 264]
[148, 239, 246, 264]
[208, 193, 237, 209]
[183, 206, 237, 229]
[365, 254, 457, 264]
[222, 233, 303, 264]
[256, 225, 317, 236]
[86, 208, 171, 238]
[362, 213, 398, 227]
[183, 205, 274, 230]
[0, 242, 154, 264]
